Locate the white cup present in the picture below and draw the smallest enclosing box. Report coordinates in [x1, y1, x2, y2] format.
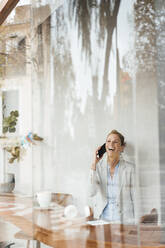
[36, 191, 52, 208]
[64, 205, 78, 219]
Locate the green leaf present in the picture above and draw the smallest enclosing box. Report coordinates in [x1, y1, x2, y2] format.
[3, 110, 19, 133]
[9, 127, 16, 133]
[14, 110, 19, 117]
[10, 111, 15, 116]
[10, 116, 16, 122]
[3, 127, 8, 133]
[10, 121, 16, 127]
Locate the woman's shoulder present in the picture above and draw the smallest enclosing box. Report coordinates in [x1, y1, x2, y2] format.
[120, 158, 135, 171]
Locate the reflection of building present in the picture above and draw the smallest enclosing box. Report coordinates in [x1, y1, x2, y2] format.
[0, 4, 32, 192]
[0, 2, 54, 193]
[0, 5, 31, 80]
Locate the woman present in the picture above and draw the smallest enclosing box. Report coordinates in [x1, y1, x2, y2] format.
[89, 130, 135, 224]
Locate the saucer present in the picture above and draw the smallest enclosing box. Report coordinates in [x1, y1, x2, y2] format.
[33, 202, 63, 211]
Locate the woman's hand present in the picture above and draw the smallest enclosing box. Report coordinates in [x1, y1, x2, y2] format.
[86, 207, 94, 221]
[91, 146, 104, 170]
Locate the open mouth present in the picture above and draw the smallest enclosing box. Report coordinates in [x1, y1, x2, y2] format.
[108, 148, 114, 151]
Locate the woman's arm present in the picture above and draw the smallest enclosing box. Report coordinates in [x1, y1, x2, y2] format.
[89, 147, 103, 197]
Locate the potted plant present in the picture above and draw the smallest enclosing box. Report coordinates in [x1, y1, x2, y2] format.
[2, 110, 19, 134]
[0, 110, 19, 193]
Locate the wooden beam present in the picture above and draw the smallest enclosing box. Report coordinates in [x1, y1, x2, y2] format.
[0, 0, 20, 25]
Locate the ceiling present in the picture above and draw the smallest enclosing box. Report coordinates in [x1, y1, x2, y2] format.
[0, 0, 20, 25]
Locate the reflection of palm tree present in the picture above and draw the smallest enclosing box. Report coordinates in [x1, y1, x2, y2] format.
[101, 0, 121, 85]
[68, 0, 122, 141]
[70, 0, 121, 89]
[52, 2, 122, 145]
[70, 0, 92, 59]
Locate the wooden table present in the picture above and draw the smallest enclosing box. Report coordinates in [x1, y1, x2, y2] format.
[0, 194, 165, 248]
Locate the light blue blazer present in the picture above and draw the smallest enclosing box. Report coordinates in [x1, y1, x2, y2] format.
[89, 155, 135, 224]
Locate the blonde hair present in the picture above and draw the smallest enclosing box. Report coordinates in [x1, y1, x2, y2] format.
[107, 129, 126, 146]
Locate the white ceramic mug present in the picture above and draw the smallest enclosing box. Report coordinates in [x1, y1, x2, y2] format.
[64, 205, 78, 218]
[36, 191, 52, 208]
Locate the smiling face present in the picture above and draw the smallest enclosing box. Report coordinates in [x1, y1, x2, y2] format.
[106, 133, 124, 159]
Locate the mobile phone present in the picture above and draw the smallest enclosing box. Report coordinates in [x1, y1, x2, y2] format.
[98, 143, 106, 158]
